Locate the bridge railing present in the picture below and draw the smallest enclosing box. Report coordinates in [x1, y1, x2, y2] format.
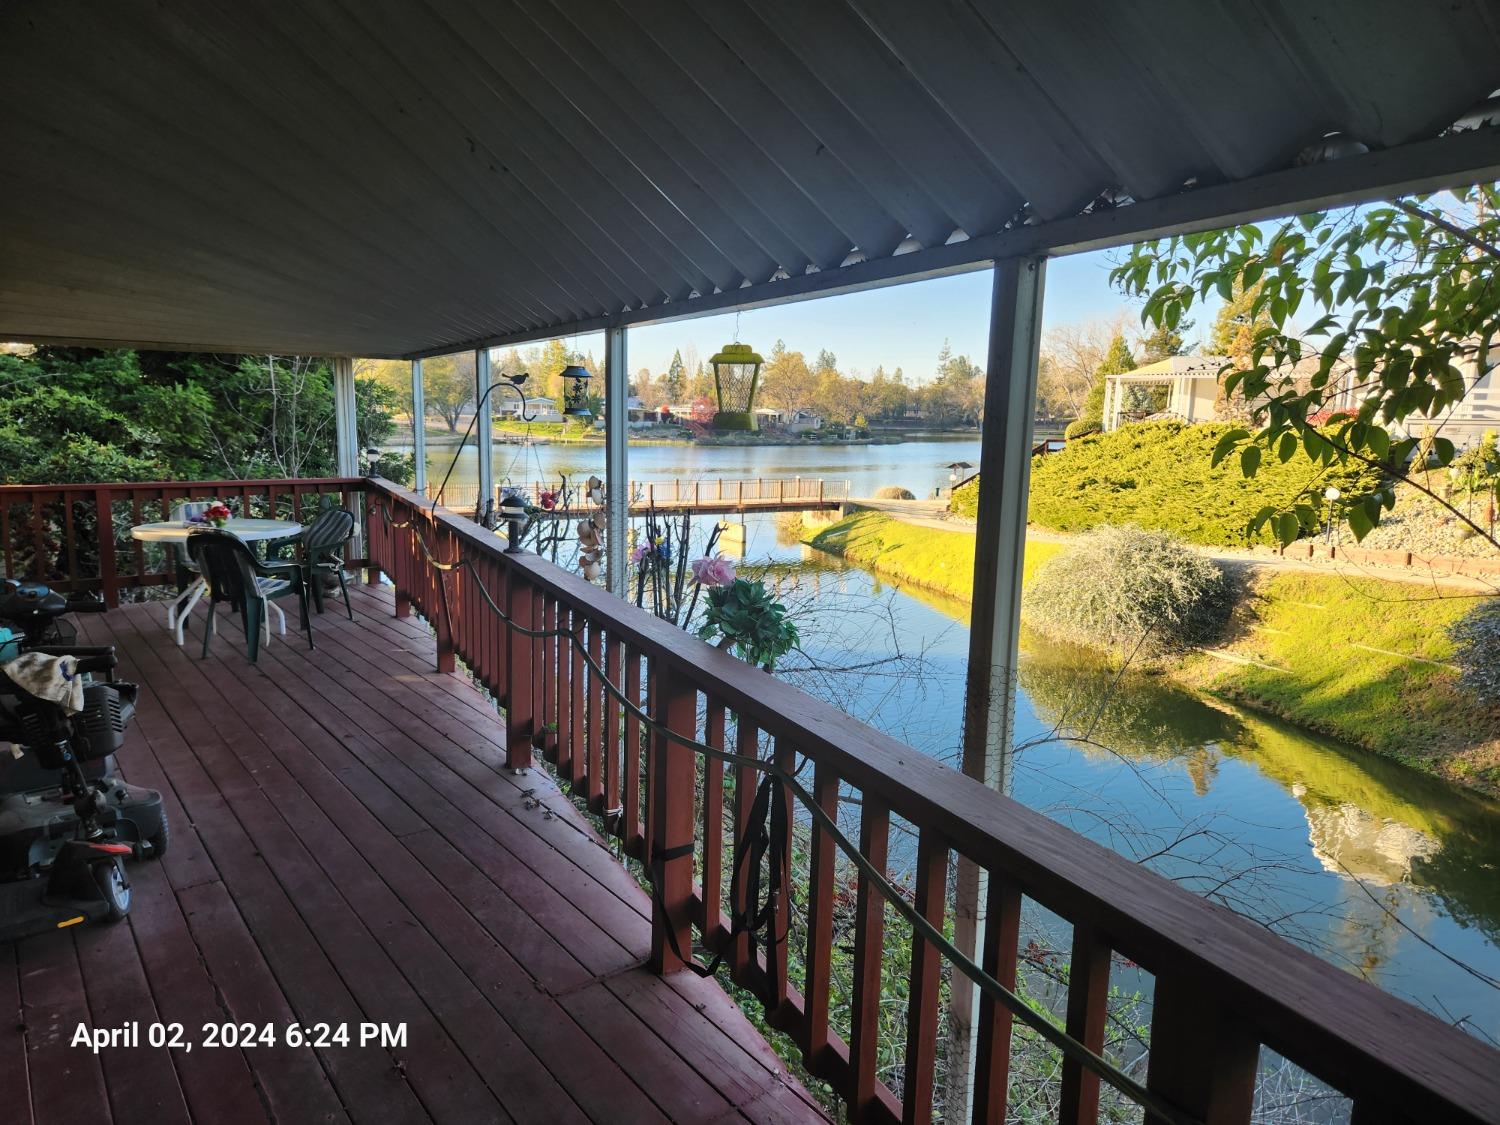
[364, 476, 1500, 1125]
[428, 477, 851, 511]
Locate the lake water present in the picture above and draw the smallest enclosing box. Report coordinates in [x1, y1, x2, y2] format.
[413, 435, 1500, 1045]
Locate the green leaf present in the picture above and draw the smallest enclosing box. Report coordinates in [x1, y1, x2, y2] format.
[1239, 445, 1261, 477]
[1275, 511, 1299, 545]
[1346, 503, 1374, 541]
[1210, 428, 1250, 468]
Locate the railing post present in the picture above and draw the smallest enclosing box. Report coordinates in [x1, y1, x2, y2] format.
[1058, 926, 1110, 1125]
[434, 531, 457, 675]
[504, 565, 536, 770]
[1145, 976, 1257, 1125]
[649, 658, 696, 974]
[93, 488, 119, 608]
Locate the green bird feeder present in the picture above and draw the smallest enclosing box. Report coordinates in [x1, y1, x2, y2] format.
[709, 343, 764, 431]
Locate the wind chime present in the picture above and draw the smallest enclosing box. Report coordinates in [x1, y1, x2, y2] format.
[575, 475, 606, 581]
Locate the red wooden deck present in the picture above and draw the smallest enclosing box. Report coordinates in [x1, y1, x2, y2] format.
[4, 585, 825, 1124]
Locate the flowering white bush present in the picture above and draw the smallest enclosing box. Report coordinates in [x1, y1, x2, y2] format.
[1448, 601, 1500, 704]
[1025, 525, 1232, 658]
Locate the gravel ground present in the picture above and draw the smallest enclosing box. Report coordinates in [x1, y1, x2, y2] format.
[1356, 487, 1500, 558]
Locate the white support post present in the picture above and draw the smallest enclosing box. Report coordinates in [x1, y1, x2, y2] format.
[333, 355, 359, 477]
[948, 256, 1047, 1119]
[411, 358, 427, 495]
[604, 325, 629, 596]
[475, 347, 494, 521]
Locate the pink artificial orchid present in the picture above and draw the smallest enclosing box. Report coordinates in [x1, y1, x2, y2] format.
[690, 554, 736, 587]
[629, 543, 650, 564]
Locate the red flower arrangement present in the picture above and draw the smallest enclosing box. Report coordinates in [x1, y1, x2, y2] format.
[190, 502, 233, 528]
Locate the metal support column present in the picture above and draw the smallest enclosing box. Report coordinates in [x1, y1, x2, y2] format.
[948, 255, 1047, 1119]
[411, 358, 427, 495]
[604, 325, 629, 595]
[475, 347, 495, 521]
[332, 355, 359, 477]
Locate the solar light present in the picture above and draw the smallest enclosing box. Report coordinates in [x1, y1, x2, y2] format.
[560, 364, 592, 417]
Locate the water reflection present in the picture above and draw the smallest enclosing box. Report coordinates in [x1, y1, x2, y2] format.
[419, 437, 1500, 1041]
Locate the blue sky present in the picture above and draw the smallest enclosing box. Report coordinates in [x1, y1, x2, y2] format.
[622, 247, 1155, 382]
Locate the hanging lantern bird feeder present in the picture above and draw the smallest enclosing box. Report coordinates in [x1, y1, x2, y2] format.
[709, 343, 764, 431]
[559, 364, 593, 417]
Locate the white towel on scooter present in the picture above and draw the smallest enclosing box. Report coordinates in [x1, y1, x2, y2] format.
[1, 652, 83, 713]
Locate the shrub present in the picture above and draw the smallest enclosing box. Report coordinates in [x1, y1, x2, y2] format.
[874, 485, 915, 500]
[1449, 600, 1500, 703]
[1025, 525, 1233, 657]
[948, 475, 979, 518]
[1063, 416, 1101, 441]
[1027, 421, 1377, 546]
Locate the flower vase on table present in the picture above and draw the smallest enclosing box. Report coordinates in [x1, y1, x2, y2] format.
[190, 502, 233, 528]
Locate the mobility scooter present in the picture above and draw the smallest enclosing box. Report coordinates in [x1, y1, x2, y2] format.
[0, 579, 168, 939]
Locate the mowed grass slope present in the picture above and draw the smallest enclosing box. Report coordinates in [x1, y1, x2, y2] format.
[803, 511, 1063, 601]
[1183, 570, 1500, 794]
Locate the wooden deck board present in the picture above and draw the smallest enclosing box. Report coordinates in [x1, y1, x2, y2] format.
[4, 585, 824, 1124]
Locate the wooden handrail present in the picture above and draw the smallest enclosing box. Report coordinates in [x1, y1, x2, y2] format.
[0, 475, 364, 496]
[373, 477, 1500, 1123]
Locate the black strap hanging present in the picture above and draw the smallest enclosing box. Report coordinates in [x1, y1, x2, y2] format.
[646, 768, 790, 1011]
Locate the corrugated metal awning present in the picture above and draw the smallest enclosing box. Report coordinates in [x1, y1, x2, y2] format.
[2, 0, 1498, 358]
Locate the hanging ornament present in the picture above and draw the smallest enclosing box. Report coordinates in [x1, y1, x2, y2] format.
[709, 343, 764, 431]
[560, 364, 593, 416]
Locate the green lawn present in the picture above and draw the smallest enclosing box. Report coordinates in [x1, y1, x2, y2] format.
[808, 513, 1500, 795]
[803, 511, 1063, 602]
[1183, 571, 1500, 793]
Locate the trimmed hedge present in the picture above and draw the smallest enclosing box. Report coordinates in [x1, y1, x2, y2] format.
[951, 421, 1378, 546]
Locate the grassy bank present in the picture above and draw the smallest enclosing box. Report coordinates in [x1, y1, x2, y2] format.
[805, 512, 1500, 796]
[803, 510, 1063, 599]
[1179, 571, 1499, 794]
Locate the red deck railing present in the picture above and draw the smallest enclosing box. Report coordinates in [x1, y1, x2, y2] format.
[363, 477, 1500, 1125]
[5, 474, 1498, 1122]
[0, 478, 368, 604]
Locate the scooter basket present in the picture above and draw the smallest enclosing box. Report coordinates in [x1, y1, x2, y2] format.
[76, 683, 130, 762]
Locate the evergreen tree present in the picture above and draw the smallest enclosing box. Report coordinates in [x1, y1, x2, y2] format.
[1065, 334, 1135, 439]
[1210, 281, 1271, 362]
[665, 348, 686, 401]
[1138, 320, 1193, 362]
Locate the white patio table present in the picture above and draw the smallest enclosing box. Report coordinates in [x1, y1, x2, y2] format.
[129, 518, 303, 645]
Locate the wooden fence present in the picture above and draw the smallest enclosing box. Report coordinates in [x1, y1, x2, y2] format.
[0, 478, 366, 604]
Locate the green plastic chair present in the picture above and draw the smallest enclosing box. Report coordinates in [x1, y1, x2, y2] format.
[186, 528, 311, 662]
[300, 508, 357, 620]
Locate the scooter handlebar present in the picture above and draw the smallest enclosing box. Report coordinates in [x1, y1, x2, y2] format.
[29, 645, 117, 674]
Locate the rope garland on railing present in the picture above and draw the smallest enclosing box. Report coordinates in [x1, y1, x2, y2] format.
[368, 495, 1201, 1125]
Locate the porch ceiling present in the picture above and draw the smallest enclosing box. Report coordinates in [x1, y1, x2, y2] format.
[2, 0, 1499, 358]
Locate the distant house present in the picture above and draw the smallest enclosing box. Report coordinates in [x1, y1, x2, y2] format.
[753, 407, 824, 432]
[1103, 351, 1500, 449]
[497, 398, 564, 424]
[1102, 355, 1231, 431]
